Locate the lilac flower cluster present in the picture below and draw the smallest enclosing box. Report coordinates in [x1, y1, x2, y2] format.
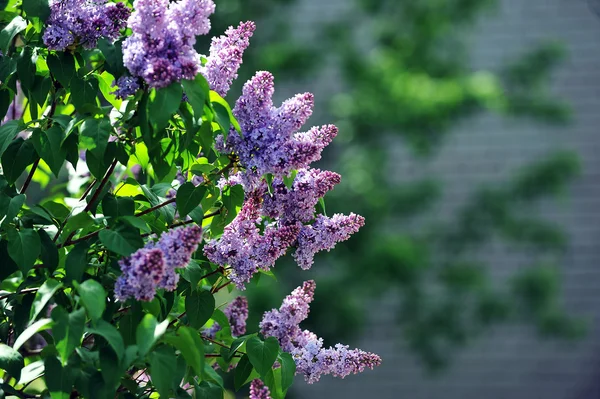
[260, 281, 381, 384]
[249, 379, 271, 399]
[218, 72, 337, 180]
[43, 0, 130, 51]
[122, 0, 215, 88]
[112, 76, 140, 99]
[200, 21, 256, 97]
[115, 225, 202, 301]
[204, 296, 248, 337]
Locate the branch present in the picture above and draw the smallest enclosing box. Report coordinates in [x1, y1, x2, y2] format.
[84, 159, 118, 213]
[134, 197, 176, 217]
[20, 158, 40, 195]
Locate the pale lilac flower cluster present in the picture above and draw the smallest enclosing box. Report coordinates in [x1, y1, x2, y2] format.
[122, 0, 215, 88]
[260, 281, 381, 384]
[249, 379, 271, 399]
[219, 72, 337, 180]
[115, 225, 202, 301]
[112, 76, 140, 99]
[43, 0, 130, 51]
[200, 21, 255, 97]
[204, 296, 248, 337]
[204, 190, 299, 288]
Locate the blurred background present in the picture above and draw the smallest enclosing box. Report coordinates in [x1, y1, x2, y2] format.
[200, 0, 600, 398]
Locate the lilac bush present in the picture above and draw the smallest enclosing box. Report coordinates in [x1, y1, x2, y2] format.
[0, 0, 380, 397]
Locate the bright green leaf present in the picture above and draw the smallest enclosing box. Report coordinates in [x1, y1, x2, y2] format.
[0, 343, 24, 382]
[7, 228, 41, 274]
[29, 279, 62, 323]
[74, 279, 106, 322]
[136, 314, 169, 357]
[52, 307, 85, 364]
[246, 336, 280, 377]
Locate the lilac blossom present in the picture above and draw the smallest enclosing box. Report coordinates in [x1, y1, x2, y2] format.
[115, 226, 202, 300]
[260, 281, 381, 384]
[43, 0, 130, 51]
[293, 213, 365, 270]
[204, 296, 249, 337]
[200, 21, 256, 97]
[122, 0, 215, 88]
[249, 379, 271, 399]
[112, 76, 140, 99]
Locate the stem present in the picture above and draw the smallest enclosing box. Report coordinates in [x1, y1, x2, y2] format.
[84, 159, 118, 213]
[135, 197, 176, 217]
[20, 158, 40, 194]
[211, 280, 232, 294]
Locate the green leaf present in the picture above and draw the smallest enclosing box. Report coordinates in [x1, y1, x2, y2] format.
[234, 354, 253, 391]
[0, 16, 27, 54]
[136, 314, 169, 357]
[278, 352, 296, 392]
[148, 82, 183, 131]
[0, 120, 22, 159]
[87, 320, 125, 361]
[31, 126, 66, 177]
[99, 346, 120, 391]
[149, 345, 177, 398]
[17, 359, 44, 386]
[29, 279, 62, 323]
[38, 229, 59, 272]
[194, 381, 223, 399]
[120, 215, 151, 233]
[0, 89, 10, 121]
[97, 39, 126, 77]
[98, 226, 144, 256]
[7, 228, 41, 274]
[65, 241, 90, 284]
[2, 194, 25, 227]
[44, 356, 74, 399]
[80, 117, 111, 156]
[185, 289, 215, 329]
[176, 182, 206, 218]
[52, 307, 85, 364]
[102, 194, 134, 218]
[70, 76, 98, 112]
[210, 91, 241, 134]
[265, 368, 285, 399]
[0, 343, 24, 382]
[17, 46, 36, 92]
[245, 336, 280, 377]
[226, 336, 248, 362]
[1, 138, 37, 184]
[182, 74, 209, 118]
[162, 327, 204, 376]
[22, 0, 50, 21]
[74, 279, 106, 322]
[46, 53, 75, 88]
[13, 318, 53, 351]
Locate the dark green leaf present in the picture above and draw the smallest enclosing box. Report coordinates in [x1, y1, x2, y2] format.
[65, 241, 90, 284]
[149, 345, 177, 398]
[136, 314, 169, 357]
[176, 182, 206, 218]
[47, 53, 75, 88]
[74, 279, 106, 322]
[0, 120, 22, 158]
[0, 343, 24, 382]
[31, 75, 51, 106]
[97, 39, 125, 77]
[0, 88, 10, 121]
[102, 194, 134, 219]
[31, 125, 66, 177]
[22, 0, 50, 21]
[98, 225, 144, 257]
[44, 356, 74, 399]
[39, 229, 59, 272]
[2, 194, 25, 227]
[29, 279, 62, 323]
[17, 46, 36, 92]
[194, 381, 223, 399]
[7, 228, 41, 274]
[99, 346, 120, 391]
[0, 240, 18, 280]
[88, 320, 125, 361]
[162, 327, 204, 376]
[182, 74, 209, 118]
[0, 16, 27, 54]
[148, 82, 182, 131]
[52, 307, 85, 364]
[234, 354, 253, 391]
[80, 117, 111, 156]
[185, 289, 215, 329]
[1, 138, 37, 184]
[278, 352, 296, 392]
[245, 336, 280, 377]
[70, 76, 98, 112]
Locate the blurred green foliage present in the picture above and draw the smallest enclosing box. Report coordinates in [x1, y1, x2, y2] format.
[210, 0, 585, 372]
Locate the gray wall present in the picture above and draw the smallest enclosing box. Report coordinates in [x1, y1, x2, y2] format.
[273, 0, 600, 398]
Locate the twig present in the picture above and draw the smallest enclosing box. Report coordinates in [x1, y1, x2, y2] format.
[211, 280, 232, 294]
[20, 158, 40, 194]
[134, 197, 176, 217]
[84, 159, 118, 213]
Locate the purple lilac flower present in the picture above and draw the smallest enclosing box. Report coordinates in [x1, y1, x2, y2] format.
[122, 0, 215, 88]
[204, 296, 249, 337]
[293, 213, 365, 270]
[115, 248, 165, 301]
[249, 379, 271, 399]
[112, 76, 140, 99]
[260, 281, 381, 384]
[262, 168, 341, 225]
[115, 225, 202, 301]
[43, 0, 130, 51]
[200, 21, 255, 97]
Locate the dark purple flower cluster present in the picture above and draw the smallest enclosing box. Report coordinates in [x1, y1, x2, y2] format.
[204, 296, 248, 337]
[43, 0, 130, 51]
[115, 225, 202, 301]
[112, 76, 140, 99]
[218, 72, 337, 180]
[260, 281, 381, 384]
[122, 0, 215, 88]
[249, 379, 271, 399]
[200, 21, 255, 97]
